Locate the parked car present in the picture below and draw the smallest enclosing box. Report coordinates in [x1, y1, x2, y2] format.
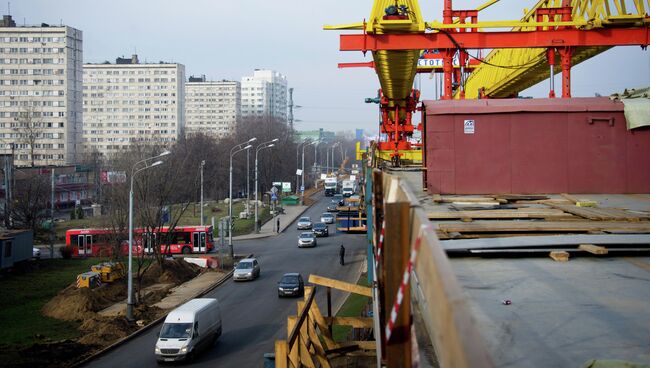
[296, 217, 313, 230]
[298, 232, 317, 247]
[277, 273, 304, 297]
[32, 247, 41, 259]
[312, 222, 329, 237]
[155, 298, 222, 362]
[320, 213, 335, 224]
[233, 258, 260, 281]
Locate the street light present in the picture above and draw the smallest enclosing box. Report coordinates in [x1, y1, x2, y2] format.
[254, 138, 278, 233]
[200, 160, 205, 227]
[228, 138, 256, 257]
[301, 141, 317, 205]
[127, 150, 169, 321]
[295, 139, 311, 195]
[331, 142, 340, 173]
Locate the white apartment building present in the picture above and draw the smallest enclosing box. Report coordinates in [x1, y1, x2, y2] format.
[0, 15, 83, 166]
[82, 55, 185, 156]
[185, 76, 240, 138]
[241, 69, 287, 122]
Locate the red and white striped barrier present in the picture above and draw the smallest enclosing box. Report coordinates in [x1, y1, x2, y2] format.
[384, 225, 428, 342]
[375, 220, 385, 269]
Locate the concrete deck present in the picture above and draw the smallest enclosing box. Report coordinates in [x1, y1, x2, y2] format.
[390, 169, 650, 366]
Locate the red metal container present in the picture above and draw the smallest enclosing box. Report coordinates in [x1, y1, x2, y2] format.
[423, 97, 650, 194]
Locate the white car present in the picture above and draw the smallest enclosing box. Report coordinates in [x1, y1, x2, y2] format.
[33, 247, 41, 259]
[320, 213, 335, 224]
[296, 217, 313, 230]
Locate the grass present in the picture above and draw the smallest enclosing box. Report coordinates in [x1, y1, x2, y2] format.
[332, 274, 371, 342]
[0, 258, 109, 348]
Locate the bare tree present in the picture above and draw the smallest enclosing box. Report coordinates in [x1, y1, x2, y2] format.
[12, 105, 45, 167]
[11, 171, 49, 232]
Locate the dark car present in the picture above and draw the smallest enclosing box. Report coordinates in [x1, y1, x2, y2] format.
[312, 222, 329, 237]
[278, 273, 304, 297]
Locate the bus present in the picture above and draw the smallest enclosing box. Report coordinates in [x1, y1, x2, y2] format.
[65, 226, 215, 257]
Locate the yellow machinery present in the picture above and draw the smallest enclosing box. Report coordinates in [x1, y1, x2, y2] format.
[76, 271, 102, 289]
[90, 261, 125, 283]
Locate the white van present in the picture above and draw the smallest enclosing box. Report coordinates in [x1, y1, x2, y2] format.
[154, 298, 222, 362]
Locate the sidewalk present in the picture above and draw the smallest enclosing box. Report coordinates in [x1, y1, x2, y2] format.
[233, 204, 309, 240]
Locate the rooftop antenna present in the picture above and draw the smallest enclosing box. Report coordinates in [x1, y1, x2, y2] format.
[7, 2, 10, 15]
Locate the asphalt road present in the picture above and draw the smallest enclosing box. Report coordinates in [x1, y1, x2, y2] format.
[86, 194, 368, 368]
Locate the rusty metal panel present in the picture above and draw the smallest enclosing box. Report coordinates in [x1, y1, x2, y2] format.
[424, 98, 650, 194]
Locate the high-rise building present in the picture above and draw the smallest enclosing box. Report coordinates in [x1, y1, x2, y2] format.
[185, 75, 240, 138]
[0, 15, 83, 167]
[241, 69, 287, 122]
[82, 55, 185, 156]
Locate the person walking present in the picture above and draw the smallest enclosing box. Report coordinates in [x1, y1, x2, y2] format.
[276, 217, 280, 233]
[339, 244, 346, 265]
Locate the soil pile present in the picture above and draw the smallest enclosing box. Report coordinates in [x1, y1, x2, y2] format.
[143, 257, 202, 285]
[42, 285, 117, 321]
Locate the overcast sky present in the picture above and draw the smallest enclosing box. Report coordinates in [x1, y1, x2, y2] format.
[8, 0, 649, 135]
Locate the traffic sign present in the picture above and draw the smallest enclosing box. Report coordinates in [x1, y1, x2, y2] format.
[300, 185, 305, 192]
[270, 186, 278, 194]
[271, 193, 278, 201]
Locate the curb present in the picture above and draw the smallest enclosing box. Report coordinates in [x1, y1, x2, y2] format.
[72, 266, 236, 367]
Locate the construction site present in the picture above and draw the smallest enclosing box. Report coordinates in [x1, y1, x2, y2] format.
[271, 0, 650, 367]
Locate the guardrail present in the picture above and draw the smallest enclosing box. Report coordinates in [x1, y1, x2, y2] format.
[372, 170, 493, 367]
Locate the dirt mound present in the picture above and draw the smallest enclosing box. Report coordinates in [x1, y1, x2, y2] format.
[42, 285, 116, 321]
[77, 317, 135, 346]
[142, 258, 202, 285]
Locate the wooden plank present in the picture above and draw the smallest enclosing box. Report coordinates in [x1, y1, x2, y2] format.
[433, 193, 443, 203]
[308, 302, 337, 350]
[275, 340, 288, 368]
[428, 209, 569, 220]
[384, 198, 412, 368]
[579, 244, 609, 255]
[493, 194, 549, 201]
[308, 274, 372, 297]
[549, 251, 570, 262]
[325, 316, 374, 328]
[547, 203, 650, 221]
[561, 193, 580, 204]
[435, 221, 650, 233]
[437, 196, 498, 203]
[307, 318, 331, 368]
[287, 316, 299, 367]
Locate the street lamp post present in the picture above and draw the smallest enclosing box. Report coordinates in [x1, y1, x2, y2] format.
[331, 142, 339, 172]
[228, 138, 256, 257]
[254, 138, 278, 233]
[127, 150, 170, 322]
[200, 160, 205, 226]
[295, 139, 310, 195]
[301, 141, 316, 205]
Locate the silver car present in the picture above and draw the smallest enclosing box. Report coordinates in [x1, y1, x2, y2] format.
[296, 217, 312, 230]
[233, 258, 260, 281]
[298, 232, 317, 248]
[320, 213, 335, 224]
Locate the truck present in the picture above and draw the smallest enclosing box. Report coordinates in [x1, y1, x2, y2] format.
[341, 179, 356, 197]
[324, 176, 338, 196]
[155, 298, 222, 362]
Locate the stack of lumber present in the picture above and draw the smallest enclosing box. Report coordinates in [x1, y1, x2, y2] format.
[430, 194, 650, 255]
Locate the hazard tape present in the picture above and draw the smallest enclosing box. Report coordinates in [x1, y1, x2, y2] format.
[374, 220, 385, 269]
[384, 225, 427, 342]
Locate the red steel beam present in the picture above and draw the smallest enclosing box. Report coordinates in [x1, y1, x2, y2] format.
[340, 28, 650, 51]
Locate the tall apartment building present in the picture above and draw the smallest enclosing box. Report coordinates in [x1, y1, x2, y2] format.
[185, 75, 240, 138]
[82, 55, 185, 156]
[241, 69, 287, 122]
[0, 15, 83, 167]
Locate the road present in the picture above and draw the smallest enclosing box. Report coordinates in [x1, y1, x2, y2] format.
[86, 194, 368, 368]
